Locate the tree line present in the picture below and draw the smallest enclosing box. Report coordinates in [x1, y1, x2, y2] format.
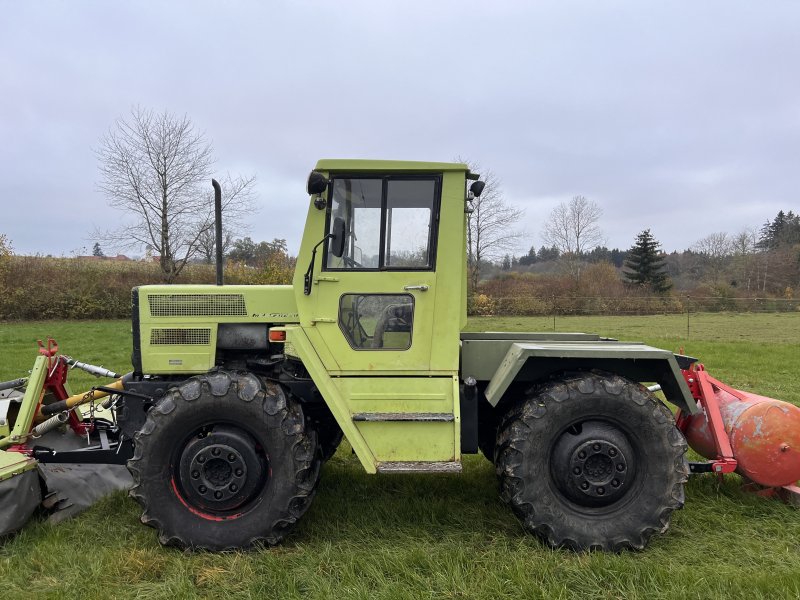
[492, 209, 799, 298]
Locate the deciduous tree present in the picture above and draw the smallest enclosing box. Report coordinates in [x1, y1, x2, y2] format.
[96, 107, 256, 282]
[458, 158, 524, 291]
[541, 195, 604, 279]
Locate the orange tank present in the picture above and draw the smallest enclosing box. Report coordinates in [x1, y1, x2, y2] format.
[682, 380, 800, 488]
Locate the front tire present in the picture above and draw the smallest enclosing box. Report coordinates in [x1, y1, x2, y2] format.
[496, 372, 688, 551]
[128, 371, 320, 550]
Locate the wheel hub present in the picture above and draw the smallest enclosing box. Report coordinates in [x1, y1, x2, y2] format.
[177, 425, 267, 513]
[551, 421, 635, 508]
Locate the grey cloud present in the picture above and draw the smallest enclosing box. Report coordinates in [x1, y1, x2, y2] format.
[1, 1, 798, 257]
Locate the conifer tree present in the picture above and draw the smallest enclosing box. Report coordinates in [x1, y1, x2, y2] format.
[623, 229, 671, 293]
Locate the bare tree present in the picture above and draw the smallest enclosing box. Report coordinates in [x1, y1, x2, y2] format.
[458, 158, 524, 290]
[541, 195, 604, 278]
[96, 107, 256, 282]
[692, 232, 733, 285]
[731, 228, 757, 256]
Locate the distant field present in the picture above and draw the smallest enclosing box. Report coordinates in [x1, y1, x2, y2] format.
[1, 314, 799, 599]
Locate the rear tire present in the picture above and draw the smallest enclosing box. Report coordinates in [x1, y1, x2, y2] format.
[128, 370, 320, 550]
[495, 372, 688, 551]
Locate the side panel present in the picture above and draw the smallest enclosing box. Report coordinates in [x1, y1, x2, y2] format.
[135, 284, 298, 375]
[333, 376, 460, 463]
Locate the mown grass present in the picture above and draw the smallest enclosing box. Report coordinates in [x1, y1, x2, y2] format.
[1, 314, 800, 599]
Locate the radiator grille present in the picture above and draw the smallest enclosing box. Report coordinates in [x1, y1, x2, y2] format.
[150, 328, 211, 345]
[148, 293, 247, 317]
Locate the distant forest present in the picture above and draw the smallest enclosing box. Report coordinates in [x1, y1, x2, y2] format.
[490, 209, 800, 297]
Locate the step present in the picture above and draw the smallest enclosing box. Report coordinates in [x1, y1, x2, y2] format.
[351, 412, 454, 422]
[376, 461, 462, 473]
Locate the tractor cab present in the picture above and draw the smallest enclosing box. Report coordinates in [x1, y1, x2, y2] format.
[287, 160, 478, 471]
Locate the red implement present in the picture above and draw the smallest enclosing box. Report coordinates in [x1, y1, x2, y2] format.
[677, 364, 800, 498]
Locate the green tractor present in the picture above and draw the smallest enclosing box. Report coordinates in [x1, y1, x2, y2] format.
[3, 159, 799, 551]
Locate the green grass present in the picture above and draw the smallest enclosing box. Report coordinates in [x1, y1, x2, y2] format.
[2, 315, 800, 599]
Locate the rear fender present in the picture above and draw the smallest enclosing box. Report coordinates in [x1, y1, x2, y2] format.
[483, 342, 698, 414]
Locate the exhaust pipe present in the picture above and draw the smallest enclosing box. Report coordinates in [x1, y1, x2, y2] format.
[212, 178, 223, 286]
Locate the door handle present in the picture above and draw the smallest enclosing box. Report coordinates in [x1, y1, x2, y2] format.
[403, 285, 429, 292]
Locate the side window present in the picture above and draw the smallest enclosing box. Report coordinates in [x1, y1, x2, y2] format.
[385, 180, 435, 268]
[325, 176, 439, 270]
[339, 294, 414, 350]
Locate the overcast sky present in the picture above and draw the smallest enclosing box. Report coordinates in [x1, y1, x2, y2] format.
[2, 1, 798, 258]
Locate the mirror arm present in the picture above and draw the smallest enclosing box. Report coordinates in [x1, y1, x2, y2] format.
[303, 234, 333, 296]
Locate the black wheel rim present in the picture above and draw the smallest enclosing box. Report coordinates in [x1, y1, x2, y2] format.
[175, 424, 269, 515]
[550, 420, 636, 509]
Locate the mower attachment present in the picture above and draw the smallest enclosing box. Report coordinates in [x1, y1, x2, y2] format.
[0, 340, 135, 537]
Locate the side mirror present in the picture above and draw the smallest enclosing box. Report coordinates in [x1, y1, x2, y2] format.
[469, 180, 486, 198]
[307, 171, 329, 196]
[330, 217, 346, 257]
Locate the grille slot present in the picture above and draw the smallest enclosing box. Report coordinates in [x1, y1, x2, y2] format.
[150, 328, 211, 345]
[148, 293, 247, 317]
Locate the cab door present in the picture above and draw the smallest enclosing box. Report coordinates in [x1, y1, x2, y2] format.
[306, 173, 459, 466]
[313, 175, 441, 374]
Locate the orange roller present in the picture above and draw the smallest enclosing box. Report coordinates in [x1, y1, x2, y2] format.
[681, 372, 800, 488]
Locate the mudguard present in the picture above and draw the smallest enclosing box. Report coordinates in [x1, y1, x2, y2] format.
[479, 341, 698, 414]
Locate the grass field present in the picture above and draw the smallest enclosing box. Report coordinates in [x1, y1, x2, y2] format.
[1, 314, 800, 599]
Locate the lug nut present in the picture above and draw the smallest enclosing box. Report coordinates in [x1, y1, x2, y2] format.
[611, 479, 620, 487]
[197, 455, 206, 464]
[578, 451, 586, 459]
[191, 470, 200, 479]
[592, 443, 601, 451]
[235, 468, 244, 477]
[230, 483, 238, 492]
[608, 448, 617, 457]
[597, 487, 605, 495]
[212, 448, 221, 457]
[198, 485, 207, 494]
[228, 453, 237, 462]
[616, 463, 625, 471]
[581, 482, 589, 490]
[214, 491, 223, 500]
[573, 467, 581, 475]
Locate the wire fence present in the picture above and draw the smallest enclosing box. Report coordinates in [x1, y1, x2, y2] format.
[469, 294, 797, 324]
[469, 295, 798, 316]
[466, 295, 800, 340]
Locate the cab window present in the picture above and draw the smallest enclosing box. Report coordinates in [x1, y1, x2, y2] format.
[325, 176, 439, 270]
[339, 294, 414, 350]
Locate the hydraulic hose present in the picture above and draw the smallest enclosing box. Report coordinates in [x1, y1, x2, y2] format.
[35, 379, 125, 421]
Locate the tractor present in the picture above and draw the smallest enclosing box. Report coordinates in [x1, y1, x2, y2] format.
[2, 159, 799, 551]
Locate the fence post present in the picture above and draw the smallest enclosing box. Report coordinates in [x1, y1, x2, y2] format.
[686, 295, 691, 338]
[552, 295, 556, 331]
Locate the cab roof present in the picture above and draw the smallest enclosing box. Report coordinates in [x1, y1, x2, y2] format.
[315, 159, 472, 174]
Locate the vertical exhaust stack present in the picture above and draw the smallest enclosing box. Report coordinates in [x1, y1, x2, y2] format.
[212, 179, 223, 286]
